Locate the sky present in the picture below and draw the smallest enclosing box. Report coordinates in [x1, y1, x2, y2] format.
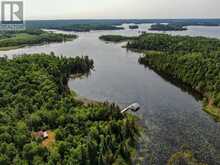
[24, 0, 220, 20]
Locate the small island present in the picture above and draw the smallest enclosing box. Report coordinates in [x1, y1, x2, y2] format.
[99, 35, 136, 43]
[149, 24, 187, 31]
[0, 29, 77, 51]
[129, 25, 139, 29]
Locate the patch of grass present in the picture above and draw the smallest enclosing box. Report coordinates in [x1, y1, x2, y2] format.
[0, 30, 76, 51]
[42, 131, 56, 150]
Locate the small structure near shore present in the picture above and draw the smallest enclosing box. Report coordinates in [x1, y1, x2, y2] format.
[121, 103, 140, 114]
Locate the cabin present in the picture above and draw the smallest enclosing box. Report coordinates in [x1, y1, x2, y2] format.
[32, 131, 48, 139]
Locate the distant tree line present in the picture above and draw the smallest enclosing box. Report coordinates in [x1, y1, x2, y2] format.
[52, 24, 124, 32]
[149, 24, 187, 31]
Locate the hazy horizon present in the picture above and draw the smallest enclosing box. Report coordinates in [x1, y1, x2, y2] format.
[25, 18, 220, 21]
[24, 0, 220, 20]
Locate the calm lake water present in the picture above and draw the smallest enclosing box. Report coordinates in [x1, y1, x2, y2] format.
[1, 25, 220, 164]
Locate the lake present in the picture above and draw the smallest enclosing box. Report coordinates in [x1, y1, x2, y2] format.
[1, 25, 220, 164]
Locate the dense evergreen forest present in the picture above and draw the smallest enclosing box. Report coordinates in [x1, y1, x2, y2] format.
[127, 33, 220, 53]
[0, 53, 140, 164]
[0, 30, 76, 50]
[127, 33, 220, 121]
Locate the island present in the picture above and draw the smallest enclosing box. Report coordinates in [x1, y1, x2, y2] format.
[52, 24, 124, 32]
[100, 33, 220, 122]
[0, 53, 140, 164]
[0, 29, 77, 51]
[149, 23, 187, 31]
[99, 35, 136, 43]
[129, 25, 139, 29]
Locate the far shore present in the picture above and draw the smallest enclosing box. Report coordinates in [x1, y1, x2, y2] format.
[0, 45, 26, 51]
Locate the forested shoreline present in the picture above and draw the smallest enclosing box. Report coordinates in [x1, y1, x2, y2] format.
[100, 33, 220, 121]
[0, 30, 77, 51]
[128, 33, 220, 121]
[0, 53, 140, 164]
[138, 51, 220, 121]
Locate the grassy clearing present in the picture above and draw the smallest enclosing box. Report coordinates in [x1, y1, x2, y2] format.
[42, 131, 56, 150]
[0, 30, 76, 51]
